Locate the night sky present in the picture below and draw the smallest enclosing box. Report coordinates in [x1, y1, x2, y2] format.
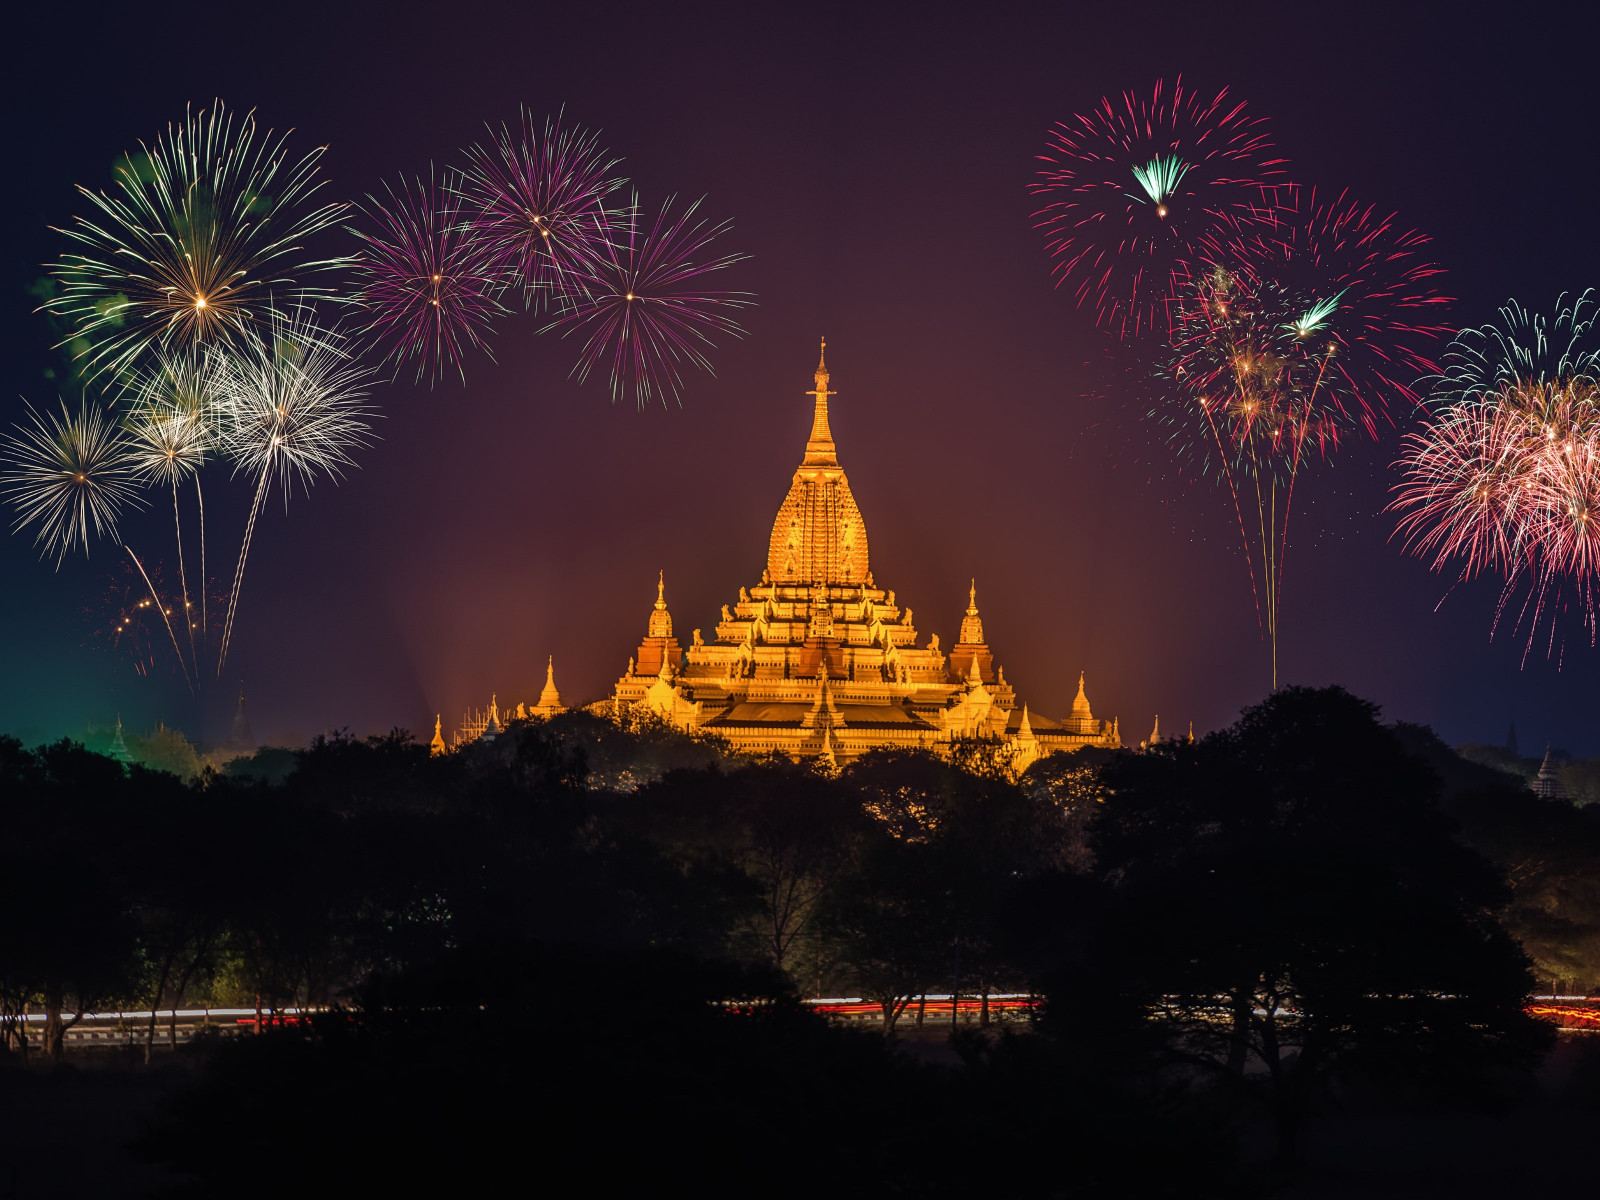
[4, 3, 1597, 754]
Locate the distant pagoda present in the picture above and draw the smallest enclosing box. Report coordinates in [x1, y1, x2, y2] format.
[109, 717, 133, 769]
[450, 658, 567, 749]
[1533, 745, 1568, 800]
[224, 686, 256, 760]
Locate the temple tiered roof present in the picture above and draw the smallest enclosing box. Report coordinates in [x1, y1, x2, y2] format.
[608, 341, 1121, 768]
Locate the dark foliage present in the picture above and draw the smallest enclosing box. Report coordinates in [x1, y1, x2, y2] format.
[0, 688, 1584, 1191]
[134, 942, 1246, 1199]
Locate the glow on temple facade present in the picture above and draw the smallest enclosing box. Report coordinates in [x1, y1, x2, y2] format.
[603, 341, 1123, 769]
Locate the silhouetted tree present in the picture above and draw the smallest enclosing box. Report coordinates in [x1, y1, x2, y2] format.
[1071, 688, 1551, 1166]
[0, 739, 149, 1060]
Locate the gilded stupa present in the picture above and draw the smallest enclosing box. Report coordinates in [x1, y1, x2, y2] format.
[609, 341, 1121, 768]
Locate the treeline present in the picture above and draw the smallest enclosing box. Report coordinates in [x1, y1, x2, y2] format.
[3, 687, 1596, 1193]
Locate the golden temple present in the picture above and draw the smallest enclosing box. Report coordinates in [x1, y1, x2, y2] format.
[605, 341, 1123, 769]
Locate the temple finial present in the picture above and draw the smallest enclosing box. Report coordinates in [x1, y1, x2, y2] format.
[958, 578, 984, 645]
[804, 340, 838, 466]
[1071, 672, 1092, 721]
[649, 572, 673, 638]
[537, 655, 564, 714]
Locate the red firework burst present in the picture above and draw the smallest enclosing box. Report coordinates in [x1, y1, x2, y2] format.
[1187, 187, 1453, 440]
[1031, 77, 1287, 339]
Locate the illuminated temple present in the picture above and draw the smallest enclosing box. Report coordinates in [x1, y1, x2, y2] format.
[604, 342, 1122, 769]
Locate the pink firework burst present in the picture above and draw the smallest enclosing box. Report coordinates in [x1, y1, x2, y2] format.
[1031, 77, 1287, 339]
[1393, 380, 1600, 654]
[459, 109, 626, 310]
[544, 194, 752, 408]
[1392, 295, 1600, 656]
[349, 170, 505, 384]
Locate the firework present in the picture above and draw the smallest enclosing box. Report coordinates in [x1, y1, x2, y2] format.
[0, 397, 142, 565]
[119, 347, 221, 674]
[1392, 294, 1600, 652]
[1189, 189, 1451, 433]
[90, 556, 217, 678]
[459, 110, 625, 308]
[1152, 189, 1450, 688]
[121, 348, 217, 485]
[1031, 77, 1286, 338]
[544, 194, 751, 407]
[210, 307, 375, 668]
[349, 169, 505, 384]
[44, 101, 348, 382]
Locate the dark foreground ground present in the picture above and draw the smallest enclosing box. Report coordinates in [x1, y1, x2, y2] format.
[0, 1030, 1594, 1198]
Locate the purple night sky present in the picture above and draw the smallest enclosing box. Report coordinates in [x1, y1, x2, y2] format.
[3, 3, 1595, 754]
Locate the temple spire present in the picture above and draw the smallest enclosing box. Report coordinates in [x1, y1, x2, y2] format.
[1071, 672, 1092, 720]
[649, 571, 673, 638]
[959, 578, 984, 644]
[535, 655, 565, 716]
[109, 715, 132, 768]
[803, 337, 838, 467]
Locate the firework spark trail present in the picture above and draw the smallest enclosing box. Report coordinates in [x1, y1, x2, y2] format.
[459, 109, 626, 309]
[210, 308, 374, 671]
[1166, 277, 1338, 687]
[1153, 193, 1450, 688]
[1031, 76, 1287, 339]
[545, 194, 752, 408]
[43, 101, 348, 382]
[122, 349, 217, 674]
[170, 480, 193, 671]
[219, 469, 271, 676]
[349, 169, 505, 385]
[0, 398, 143, 566]
[122, 543, 193, 694]
[196, 474, 207, 660]
[92, 556, 196, 678]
